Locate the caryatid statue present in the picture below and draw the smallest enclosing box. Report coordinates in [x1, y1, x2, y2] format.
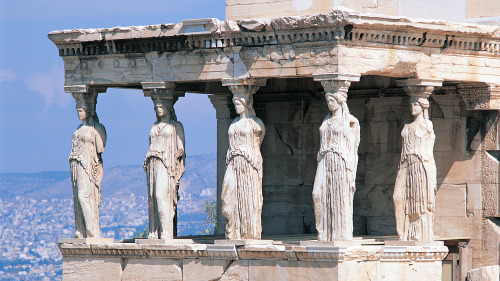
[143, 84, 185, 240]
[393, 79, 441, 241]
[68, 89, 107, 238]
[312, 74, 360, 241]
[221, 78, 266, 240]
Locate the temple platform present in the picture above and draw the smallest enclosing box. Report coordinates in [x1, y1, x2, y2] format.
[58, 234, 449, 280]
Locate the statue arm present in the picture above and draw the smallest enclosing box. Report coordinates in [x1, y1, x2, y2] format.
[94, 123, 107, 154]
[174, 122, 185, 159]
[348, 116, 361, 171]
[174, 122, 186, 184]
[254, 117, 266, 144]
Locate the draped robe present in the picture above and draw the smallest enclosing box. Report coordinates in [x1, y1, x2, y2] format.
[313, 112, 360, 241]
[144, 120, 185, 239]
[69, 120, 106, 238]
[222, 116, 265, 240]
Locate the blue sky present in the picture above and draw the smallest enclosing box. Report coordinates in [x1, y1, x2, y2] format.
[0, 0, 225, 173]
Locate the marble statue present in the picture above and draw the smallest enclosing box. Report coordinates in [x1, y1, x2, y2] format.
[221, 93, 266, 240]
[393, 96, 437, 241]
[313, 90, 360, 241]
[144, 97, 185, 239]
[69, 95, 106, 238]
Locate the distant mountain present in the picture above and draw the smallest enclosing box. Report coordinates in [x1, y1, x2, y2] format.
[0, 153, 217, 200]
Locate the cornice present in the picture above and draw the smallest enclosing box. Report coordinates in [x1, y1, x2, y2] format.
[457, 82, 500, 110]
[48, 8, 500, 58]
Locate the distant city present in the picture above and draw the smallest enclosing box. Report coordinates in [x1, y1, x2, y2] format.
[0, 154, 216, 280]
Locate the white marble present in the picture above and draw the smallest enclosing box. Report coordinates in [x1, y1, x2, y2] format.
[69, 93, 106, 238]
[144, 97, 185, 240]
[312, 74, 360, 241]
[221, 80, 266, 240]
[394, 82, 438, 241]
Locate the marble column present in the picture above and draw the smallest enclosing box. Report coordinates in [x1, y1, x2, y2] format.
[220, 78, 266, 240]
[312, 73, 361, 241]
[394, 78, 442, 241]
[65, 85, 107, 239]
[141, 82, 186, 239]
[208, 94, 233, 235]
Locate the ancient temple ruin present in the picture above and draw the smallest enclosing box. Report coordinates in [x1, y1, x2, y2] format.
[49, 1, 500, 280]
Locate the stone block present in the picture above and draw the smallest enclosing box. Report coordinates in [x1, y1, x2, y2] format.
[435, 151, 480, 184]
[366, 216, 396, 235]
[482, 183, 499, 217]
[262, 155, 306, 186]
[434, 216, 471, 239]
[377, 260, 444, 281]
[354, 184, 395, 217]
[260, 124, 296, 155]
[62, 257, 121, 280]
[304, 100, 330, 124]
[270, 123, 319, 155]
[182, 259, 249, 281]
[364, 152, 399, 185]
[467, 183, 482, 214]
[121, 258, 182, 280]
[338, 260, 378, 281]
[248, 260, 337, 281]
[262, 184, 315, 235]
[433, 119, 466, 152]
[435, 184, 466, 217]
[466, 265, 500, 281]
[303, 154, 318, 185]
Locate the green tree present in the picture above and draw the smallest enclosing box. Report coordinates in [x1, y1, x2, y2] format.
[199, 199, 216, 235]
[135, 226, 148, 238]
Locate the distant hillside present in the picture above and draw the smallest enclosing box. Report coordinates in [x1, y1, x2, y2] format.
[0, 153, 216, 200]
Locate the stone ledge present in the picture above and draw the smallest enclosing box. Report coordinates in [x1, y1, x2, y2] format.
[58, 240, 448, 262]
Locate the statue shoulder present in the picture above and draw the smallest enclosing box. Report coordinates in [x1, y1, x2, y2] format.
[173, 120, 184, 131]
[348, 114, 360, 131]
[415, 119, 434, 137]
[93, 122, 107, 143]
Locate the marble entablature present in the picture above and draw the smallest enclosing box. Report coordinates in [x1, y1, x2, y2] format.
[49, 9, 500, 106]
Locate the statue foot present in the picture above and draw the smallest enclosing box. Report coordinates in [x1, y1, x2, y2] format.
[148, 232, 157, 239]
[74, 231, 82, 238]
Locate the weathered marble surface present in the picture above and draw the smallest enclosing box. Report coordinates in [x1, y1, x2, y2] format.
[394, 96, 437, 241]
[466, 265, 500, 281]
[58, 241, 448, 281]
[49, 9, 500, 90]
[144, 94, 185, 240]
[222, 80, 266, 240]
[313, 74, 360, 241]
[69, 92, 106, 238]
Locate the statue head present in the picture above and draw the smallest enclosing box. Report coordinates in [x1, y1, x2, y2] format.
[153, 98, 177, 121]
[232, 93, 256, 117]
[410, 96, 429, 119]
[73, 92, 99, 123]
[325, 90, 350, 120]
[75, 99, 98, 123]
